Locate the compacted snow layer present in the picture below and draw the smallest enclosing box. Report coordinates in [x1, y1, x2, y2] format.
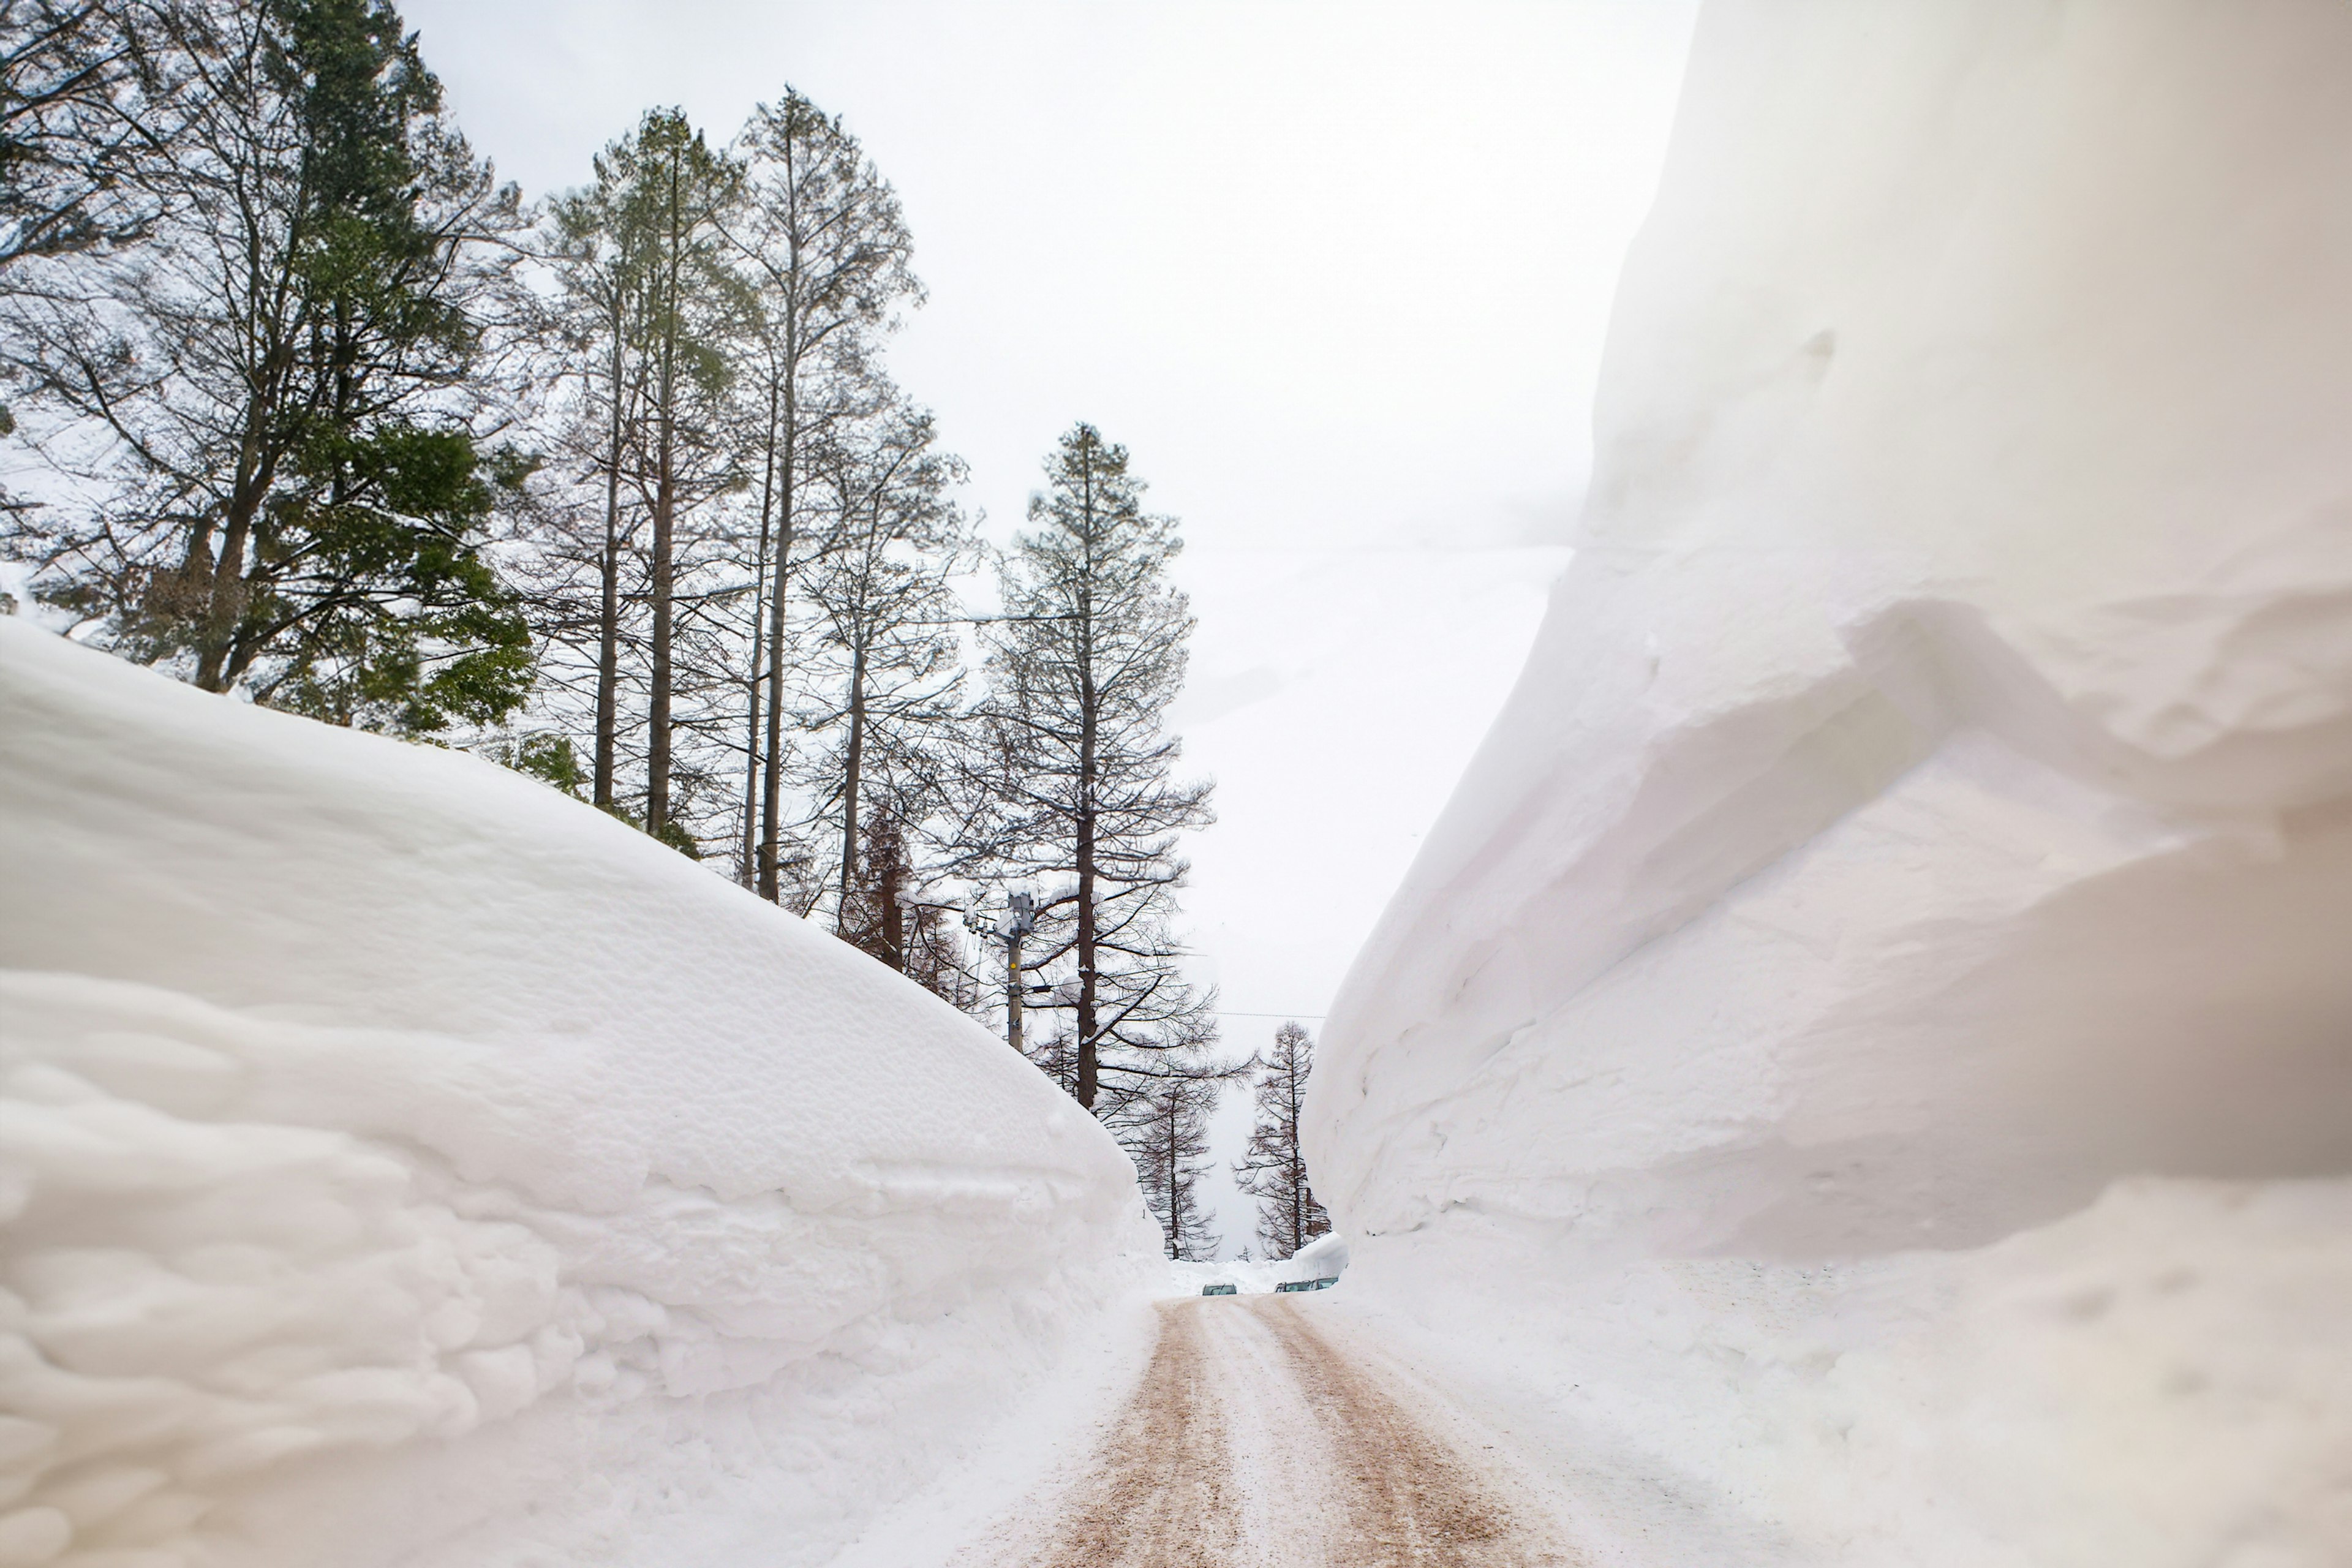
[1306, 1, 2352, 1562]
[0, 620, 1162, 1567]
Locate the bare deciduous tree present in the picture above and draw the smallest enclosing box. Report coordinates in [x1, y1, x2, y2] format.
[1133, 1074, 1220, 1261]
[0, 0, 186, 273]
[724, 88, 919, 899]
[965, 423, 1228, 1212]
[1234, 1020, 1330, 1259]
[2, 0, 533, 732]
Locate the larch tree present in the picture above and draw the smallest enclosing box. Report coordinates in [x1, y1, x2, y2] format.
[601, 108, 742, 838]
[968, 423, 1224, 1158]
[1, 0, 533, 733]
[1234, 1020, 1331, 1259]
[1131, 1074, 1220, 1261]
[723, 88, 918, 901]
[839, 802, 971, 1004]
[539, 135, 657, 809]
[799, 401, 968, 951]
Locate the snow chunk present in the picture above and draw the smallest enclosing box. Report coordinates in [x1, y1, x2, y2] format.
[0, 622, 1161, 1566]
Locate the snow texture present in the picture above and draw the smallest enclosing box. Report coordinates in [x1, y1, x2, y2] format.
[0, 620, 1162, 1567]
[1306, 1, 2352, 1562]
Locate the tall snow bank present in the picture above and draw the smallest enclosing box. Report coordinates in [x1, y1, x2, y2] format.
[1306, 2, 2352, 1561]
[0, 621, 1160, 1568]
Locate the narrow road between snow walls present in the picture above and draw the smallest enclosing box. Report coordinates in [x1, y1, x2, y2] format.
[945, 1294, 1574, 1568]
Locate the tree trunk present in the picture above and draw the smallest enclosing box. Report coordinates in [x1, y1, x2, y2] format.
[1163, 1095, 1180, 1257]
[737, 377, 780, 882]
[593, 290, 626, 808]
[756, 324, 799, 900]
[835, 635, 867, 932]
[194, 293, 293, 693]
[644, 148, 684, 836]
[194, 412, 276, 691]
[1076, 799, 1098, 1109]
[194, 490, 257, 692]
[880, 827, 905, 970]
[647, 456, 674, 832]
[1074, 475, 1101, 1109]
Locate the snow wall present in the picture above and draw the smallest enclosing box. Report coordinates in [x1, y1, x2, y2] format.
[0, 622, 1162, 1568]
[1306, 2, 2352, 1562]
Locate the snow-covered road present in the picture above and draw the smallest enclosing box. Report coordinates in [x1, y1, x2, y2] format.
[954, 1294, 1573, 1568]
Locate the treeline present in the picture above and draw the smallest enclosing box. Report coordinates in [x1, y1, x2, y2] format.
[0, 0, 1250, 1252]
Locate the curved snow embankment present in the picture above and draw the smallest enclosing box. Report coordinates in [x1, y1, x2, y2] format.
[0, 621, 1161, 1568]
[1306, 2, 2352, 1562]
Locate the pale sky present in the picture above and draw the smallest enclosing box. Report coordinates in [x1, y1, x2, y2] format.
[400, 0, 1698, 1250]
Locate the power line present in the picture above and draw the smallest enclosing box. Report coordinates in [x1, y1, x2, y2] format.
[1216, 1010, 1327, 1020]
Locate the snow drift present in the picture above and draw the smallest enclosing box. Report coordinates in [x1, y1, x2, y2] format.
[0, 620, 1159, 1567]
[1306, 1, 2352, 1561]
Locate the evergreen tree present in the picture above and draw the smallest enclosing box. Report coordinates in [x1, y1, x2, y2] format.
[1, 0, 530, 733]
[1234, 1020, 1330, 1259]
[1132, 1074, 1220, 1261]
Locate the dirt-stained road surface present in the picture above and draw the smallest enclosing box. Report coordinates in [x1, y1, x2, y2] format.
[968, 1294, 1574, 1568]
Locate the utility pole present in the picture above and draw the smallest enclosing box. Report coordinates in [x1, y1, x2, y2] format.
[1003, 891, 1035, 1054]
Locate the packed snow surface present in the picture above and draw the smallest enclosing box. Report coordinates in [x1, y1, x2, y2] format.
[0, 620, 1161, 1567]
[1307, 1, 2352, 1562]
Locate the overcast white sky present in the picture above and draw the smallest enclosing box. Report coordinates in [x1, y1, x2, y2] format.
[400, 0, 1698, 1250]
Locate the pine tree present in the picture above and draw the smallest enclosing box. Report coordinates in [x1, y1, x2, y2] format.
[2, 0, 531, 733]
[968, 424, 1221, 1139]
[1131, 1074, 1220, 1261]
[1234, 1020, 1330, 1259]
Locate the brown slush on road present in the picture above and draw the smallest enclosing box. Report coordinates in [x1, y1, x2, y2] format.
[1028, 1299, 1241, 1568]
[1018, 1294, 1569, 1568]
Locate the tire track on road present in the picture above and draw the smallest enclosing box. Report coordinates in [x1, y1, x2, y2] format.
[1256, 1298, 1526, 1564]
[1026, 1298, 1240, 1568]
[1000, 1294, 1570, 1567]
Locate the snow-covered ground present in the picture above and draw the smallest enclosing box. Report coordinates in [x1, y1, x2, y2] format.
[0, 621, 1162, 1567]
[13, 1, 2352, 1561]
[1167, 1231, 1349, 1297]
[1308, 1, 2352, 1562]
